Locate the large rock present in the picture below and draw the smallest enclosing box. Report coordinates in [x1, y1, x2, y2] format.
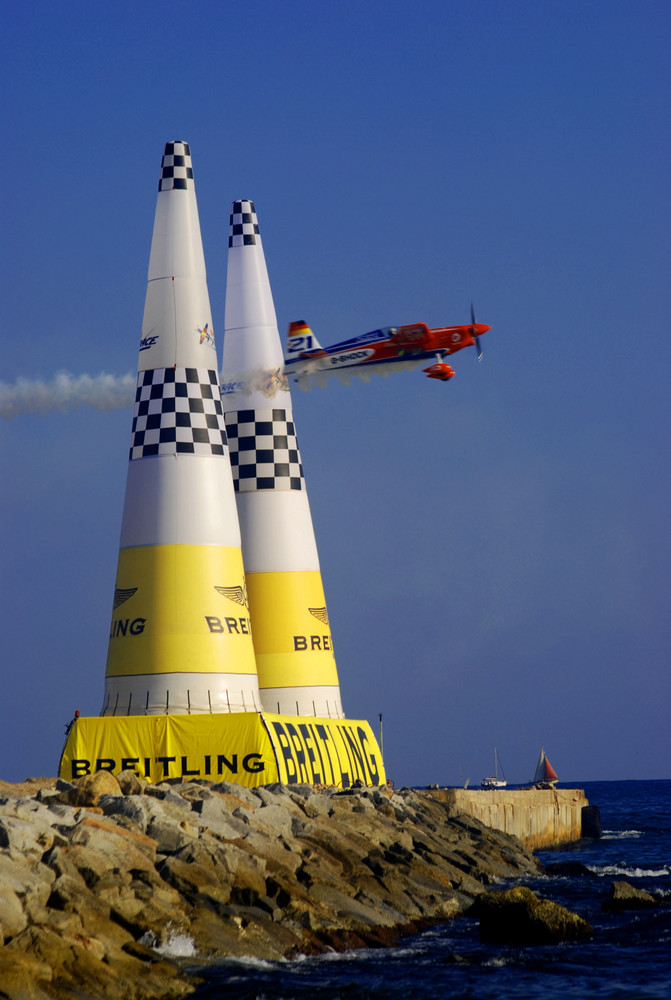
[542, 860, 594, 877]
[190, 794, 250, 840]
[0, 882, 29, 941]
[60, 770, 123, 807]
[0, 950, 56, 1000]
[469, 885, 593, 944]
[602, 879, 661, 911]
[117, 769, 143, 796]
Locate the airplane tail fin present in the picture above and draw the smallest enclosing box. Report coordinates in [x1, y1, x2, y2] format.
[285, 321, 327, 359]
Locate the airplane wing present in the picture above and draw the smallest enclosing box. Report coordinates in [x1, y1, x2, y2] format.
[298, 348, 329, 358]
[292, 363, 426, 390]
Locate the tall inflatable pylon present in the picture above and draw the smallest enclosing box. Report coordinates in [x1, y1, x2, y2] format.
[222, 200, 344, 719]
[103, 143, 260, 717]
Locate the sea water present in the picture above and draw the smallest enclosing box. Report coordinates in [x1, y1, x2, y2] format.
[188, 780, 671, 999]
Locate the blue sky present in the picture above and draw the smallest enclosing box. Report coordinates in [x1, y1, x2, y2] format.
[1, 0, 669, 785]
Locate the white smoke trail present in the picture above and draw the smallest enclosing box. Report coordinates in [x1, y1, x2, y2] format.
[0, 357, 401, 419]
[220, 367, 292, 399]
[1, 366, 291, 420]
[0, 372, 136, 419]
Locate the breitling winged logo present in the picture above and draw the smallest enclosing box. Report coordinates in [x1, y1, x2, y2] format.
[309, 607, 329, 626]
[214, 585, 249, 610]
[113, 587, 137, 609]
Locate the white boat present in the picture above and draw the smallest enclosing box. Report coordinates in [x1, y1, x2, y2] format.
[532, 747, 558, 788]
[481, 748, 507, 789]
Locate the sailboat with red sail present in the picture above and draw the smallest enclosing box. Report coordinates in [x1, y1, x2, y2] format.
[532, 747, 558, 788]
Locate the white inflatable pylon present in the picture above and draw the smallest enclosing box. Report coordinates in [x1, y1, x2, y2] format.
[222, 200, 344, 718]
[103, 143, 260, 717]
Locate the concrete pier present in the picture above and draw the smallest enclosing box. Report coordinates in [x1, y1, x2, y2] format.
[427, 787, 589, 851]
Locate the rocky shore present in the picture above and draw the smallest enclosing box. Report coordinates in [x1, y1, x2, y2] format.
[0, 773, 544, 999]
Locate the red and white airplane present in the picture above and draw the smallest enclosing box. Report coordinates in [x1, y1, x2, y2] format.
[284, 305, 490, 385]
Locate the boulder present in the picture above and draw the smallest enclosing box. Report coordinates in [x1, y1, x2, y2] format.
[146, 815, 197, 854]
[602, 879, 660, 911]
[117, 769, 143, 796]
[247, 802, 294, 838]
[0, 814, 59, 859]
[209, 780, 258, 808]
[0, 882, 29, 941]
[470, 885, 593, 944]
[0, 950, 55, 1000]
[97, 793, 155, 831]
[542, 861, 595, 877]
[62, 770, 123, 807]
[190, 794, 250, 840]
[0, 853, 55, 926]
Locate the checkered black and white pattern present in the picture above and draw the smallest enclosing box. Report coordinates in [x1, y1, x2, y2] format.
[229, 199, 260, 247]
[158, 141, 194, 192]
[224, 408, 304, 492]
[129, 368, 228, 460]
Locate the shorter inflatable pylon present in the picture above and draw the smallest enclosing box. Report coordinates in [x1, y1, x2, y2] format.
[222, 199, 344, 719]
[103, 142, 260, 717]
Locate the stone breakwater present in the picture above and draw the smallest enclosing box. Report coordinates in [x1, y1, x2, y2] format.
[0, 774, 541, 999]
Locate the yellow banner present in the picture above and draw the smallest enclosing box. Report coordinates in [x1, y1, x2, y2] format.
[264, 715, 384, 787]
[106, 544, 258, 677]
[59, 712, 385, 789]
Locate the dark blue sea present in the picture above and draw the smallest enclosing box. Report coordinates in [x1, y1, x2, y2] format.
[187, 780, 671, 999]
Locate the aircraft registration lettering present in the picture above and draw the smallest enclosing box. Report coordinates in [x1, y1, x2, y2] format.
[330, 349, 375, 366]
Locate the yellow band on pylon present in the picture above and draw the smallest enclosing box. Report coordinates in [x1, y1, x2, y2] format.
[245, 570, 339, 687]
[106, 544, 258, 677]
[253, 653, 340, 689]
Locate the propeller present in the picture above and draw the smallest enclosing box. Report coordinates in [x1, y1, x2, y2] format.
[470, 302, 483, 361]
